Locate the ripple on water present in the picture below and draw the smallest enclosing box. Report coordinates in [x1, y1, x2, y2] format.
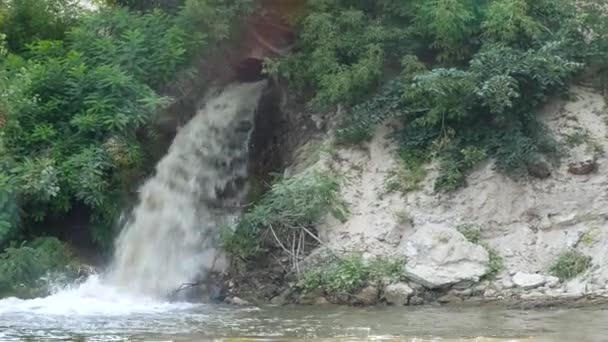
[1, 292, 608, 342]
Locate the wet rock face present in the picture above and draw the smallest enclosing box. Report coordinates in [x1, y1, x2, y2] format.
[354, 285, 380, 306]
[402, 223, 489, 289]
[383, 283, 413, 306]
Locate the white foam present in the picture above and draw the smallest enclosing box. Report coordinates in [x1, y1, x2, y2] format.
[0, 276, 194, 316]
[0, 82, 266, 316]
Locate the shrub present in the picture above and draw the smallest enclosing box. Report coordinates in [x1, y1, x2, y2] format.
[0, 2, 251, 249]
[299, 255, 404, 295]
[0, 237, 76, 297]
[0, 0, 83, 52]
[276, 1, 412, 109]
[289, 0, 602, 194]
[457, 223, 482, 244]
[221, 170, 347, 258]
[485, 246, 504, 278]
[550, 250, 592, 280]
[457, 223, 503, 278]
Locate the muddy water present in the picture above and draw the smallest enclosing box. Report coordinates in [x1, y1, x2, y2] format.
[1, 302, 607, 341]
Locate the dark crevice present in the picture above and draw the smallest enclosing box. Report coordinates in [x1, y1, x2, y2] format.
[236, 58, 266, 82]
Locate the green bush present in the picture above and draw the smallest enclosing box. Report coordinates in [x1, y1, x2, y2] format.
[299, 255, 403, 295]
[276, 1, 412, 109]
[485, 246, 504, 278]
[550, 250, 592, 280]
[0, 0, 83, 52]
[285, 0, 606, 193]
[0, 237, 76, 297]
[457, 223, 482, 244]
[222, 170, 347, 258]
[457, 223, 503, 278]
[0, 1, 251, 249]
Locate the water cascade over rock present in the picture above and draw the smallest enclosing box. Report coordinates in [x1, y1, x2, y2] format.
[107, 81, 267, 298]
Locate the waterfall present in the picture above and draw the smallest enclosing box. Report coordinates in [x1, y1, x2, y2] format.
[106, 81, 267, 297]
[0, 81, 268, 315]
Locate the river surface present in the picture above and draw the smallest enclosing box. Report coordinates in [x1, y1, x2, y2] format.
[1, 296, 607, 342]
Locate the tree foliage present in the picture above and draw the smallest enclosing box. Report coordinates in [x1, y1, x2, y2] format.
[222, 170, 346, 259]
[0, 237, 76, 297]
[0, 0, 84, 51]
[0, 1, 251, 251]
[283, 0, 608, 192]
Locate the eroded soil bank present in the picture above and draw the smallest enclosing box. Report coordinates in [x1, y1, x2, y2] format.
[218, 85, 608, 309]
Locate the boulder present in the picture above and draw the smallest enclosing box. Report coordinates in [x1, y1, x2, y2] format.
[545, 275, 561, 288]
[298, 289, 325, 305]
[409, 295, 424, 306]
[568, 159, 597, 175]
[313, 296, 329, 305]
[567, 149, 597, 175]
[512, 272, 546, 289]
[383, 283, 413, 306]
[402, 223, 489, 288]
[354, 285, 379, 305]
[437, 293, 463, 304]
[527, 155, 552, 179]
[225, 296, 251, 306]
[501, 277, 515, 290]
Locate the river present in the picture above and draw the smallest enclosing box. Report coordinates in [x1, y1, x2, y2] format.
[1, 296, 606, 341]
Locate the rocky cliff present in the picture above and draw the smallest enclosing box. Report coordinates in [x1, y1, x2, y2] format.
[244, 85, 608, 307]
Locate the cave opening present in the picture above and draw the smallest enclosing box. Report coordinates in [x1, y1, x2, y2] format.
[235, 58, 266, 83]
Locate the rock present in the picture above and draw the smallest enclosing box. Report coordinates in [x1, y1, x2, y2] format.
[409, 295, 424, 306]
[512, 272, 546, 289]
[437, 293, 463, 304]
[314, 296, 329, 305]
[565, 279, 587, 295]
[501, 277, 515, 289]
[521, 291, 544, 300]
[568, 159, 597, 175]
[354, 285, 379, 305]
[225, 296, 251, 306]
[310, 114, 325, 130]
[298, 290, 325, 305]
[402, 223, 489, 289]
[483, 289, 498, 298]
[383, 283, 413, 306]
[545, 276, 561, 288]
[456, 288, 473, 297]
[76, 264, 97, 280]
[270, 288, 294, 305]
[527, 155, 552, 179]
[383, 225, 405, 246]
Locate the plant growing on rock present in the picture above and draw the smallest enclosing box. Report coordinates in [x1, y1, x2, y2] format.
[299, 255, 404, 296]
[221, 170, 347, 262]
[457, 223, 503, 278]
[550, 250, 592, 280]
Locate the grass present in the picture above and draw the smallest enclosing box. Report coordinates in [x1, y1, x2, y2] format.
[384, 158, 427, 195]
[394, 210, 413, 226]
[578, 227, 600, 246]
[564, 130, 590, 147]
[457, 223, 482, 244]
[562, 128, 604, 155]
[550, 250, 592, 280]
[299, 255, 404, 295]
